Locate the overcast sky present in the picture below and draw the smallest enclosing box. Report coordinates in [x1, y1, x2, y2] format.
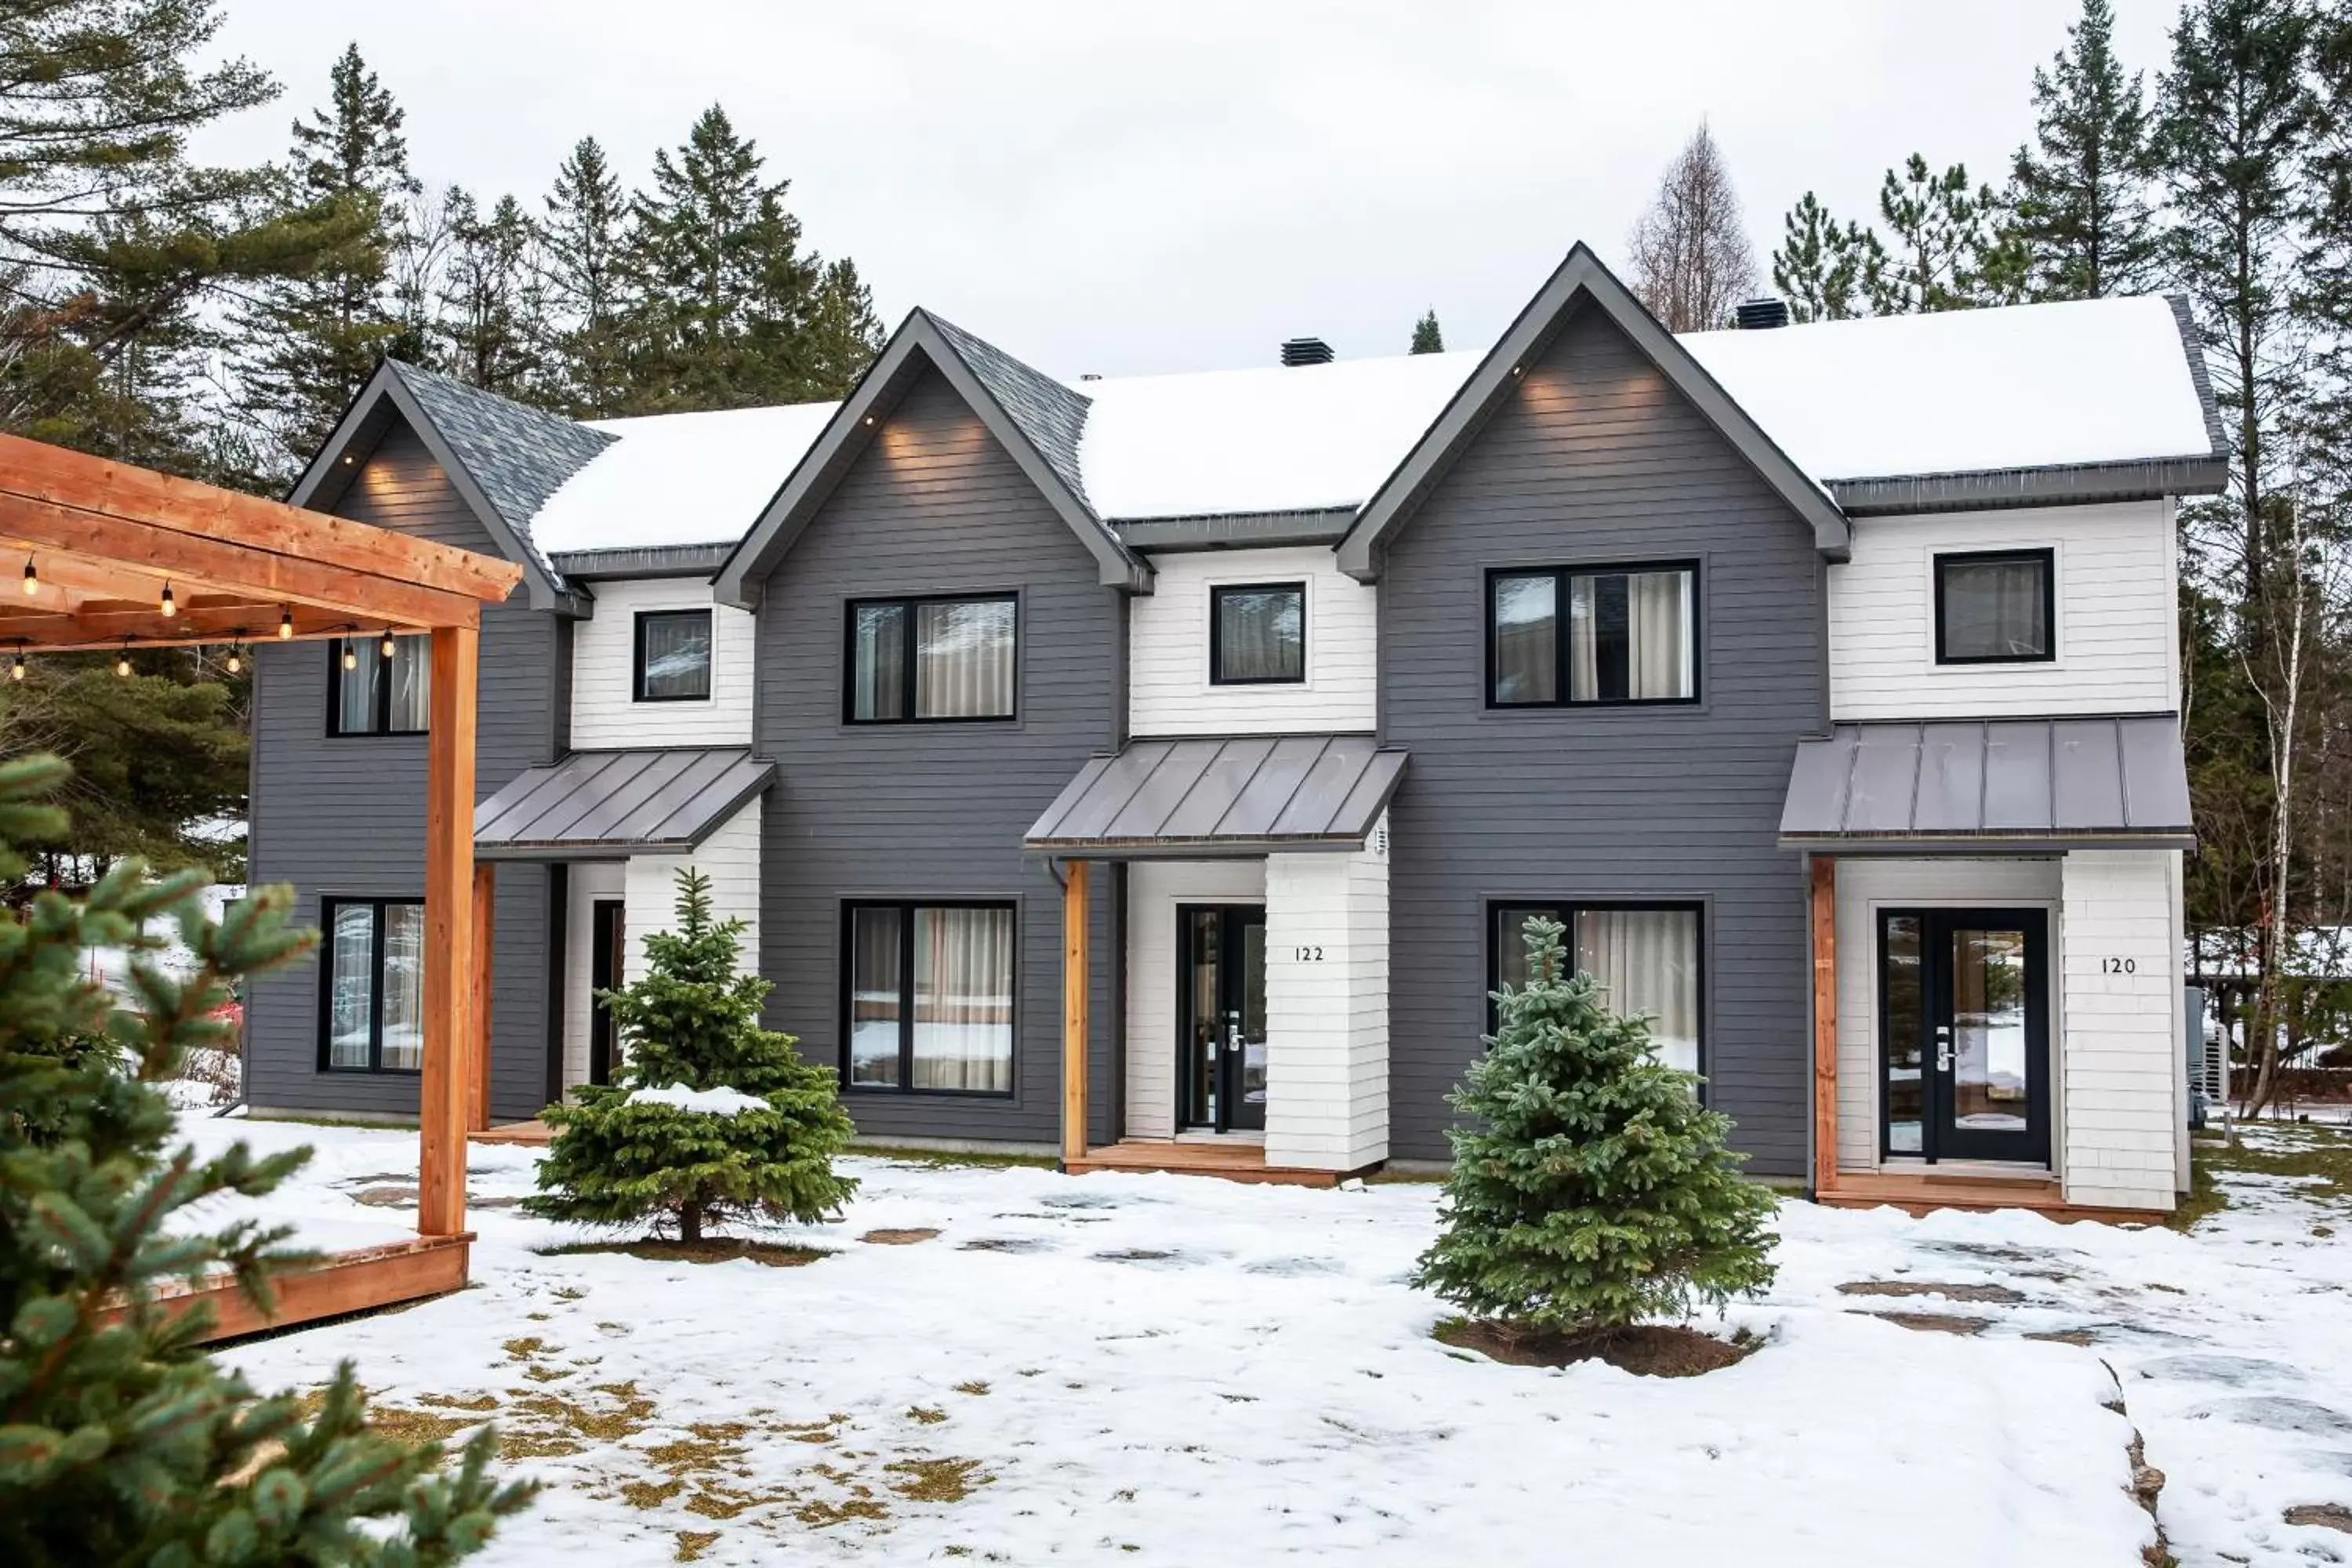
[192, 0, 2183, 380]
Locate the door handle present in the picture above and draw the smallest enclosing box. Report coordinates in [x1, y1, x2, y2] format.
[1935, 1025, 1954, 1074]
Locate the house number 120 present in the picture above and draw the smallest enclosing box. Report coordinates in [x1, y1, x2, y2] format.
[2100, 956, 2137, 975]
[1293, 946, 1324, 962]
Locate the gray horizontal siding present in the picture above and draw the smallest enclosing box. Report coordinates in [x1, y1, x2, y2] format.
[1381, 305, 1825, 1176]
[753, 368, 1120, 1145]
[245, 420, 561, 1123]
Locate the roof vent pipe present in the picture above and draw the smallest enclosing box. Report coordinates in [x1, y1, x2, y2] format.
[1735, 297, 1791, 330]
[1280, 336, 1335, 367]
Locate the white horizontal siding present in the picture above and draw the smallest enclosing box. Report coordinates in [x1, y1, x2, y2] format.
[570, 577, 756, 749]
[1123, 860, 1265, 1139]
[621, 799, 762, 988]
[2060, 849, 2183, 1210]
[1127, 546, 1377, 736]
[1264, 818, 1389, 1171]
[1832, 857, 2063, 1174]
[1828, 501, 2178, 720]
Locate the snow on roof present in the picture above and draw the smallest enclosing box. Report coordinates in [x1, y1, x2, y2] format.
[1680, 295, 2214, 481]
[1069, 351, 1478, 521]
[515, 294, 2212, 558]
[528, 401, 840, 556]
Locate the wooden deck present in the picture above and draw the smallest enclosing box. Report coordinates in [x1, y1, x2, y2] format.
[1817, 1171, 2165, 1225]
[106, 1233, 474, 1345]
[1063, 1139, 1352, 1188]
[471, 1119, 554, 1145]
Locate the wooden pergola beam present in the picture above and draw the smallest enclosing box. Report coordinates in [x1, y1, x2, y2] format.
[1810, 855, 1839, 1197]
[0, 604, 402, 651]
[1062, 860, 1091, 1167]
[419, 625, 480, 1237]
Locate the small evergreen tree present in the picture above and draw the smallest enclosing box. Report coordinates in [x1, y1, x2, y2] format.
[1770, 191, 1879, 321]
[526, 868, 856, 1243]
[1409, 309, 1445, 354]
[1414, 916, 1777, 1337]
[0, 753, 534, 1563]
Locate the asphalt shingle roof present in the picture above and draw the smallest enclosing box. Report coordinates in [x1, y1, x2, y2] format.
[389, 361, 616, 581]
[925, 312, 1094, 506]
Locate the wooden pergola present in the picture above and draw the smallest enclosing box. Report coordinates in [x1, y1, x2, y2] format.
[1, 433, 526, 1336]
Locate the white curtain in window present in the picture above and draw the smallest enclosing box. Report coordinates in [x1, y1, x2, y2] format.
[915, 600, 1014, 718]
[328, 906, 376, 1068]
[1573, 908, 1700, 1073]
[848, 906, 902, 1087]
[388, 636, 431, 731]
[1568, 575, 1600, 702]
[379, 902, 426, 1069]
[336, 644, 379, 734]
[912, 906, 1013, 1091]
[853, 604, 906, 720]
[1626, 570, 1693, 699]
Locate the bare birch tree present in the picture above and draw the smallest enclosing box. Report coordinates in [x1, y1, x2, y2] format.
[1628, 123, 1759, 331]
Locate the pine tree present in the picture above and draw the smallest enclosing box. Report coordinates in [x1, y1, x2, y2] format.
[1626, 122, 1759, 330]
[2302, 2, 2352, 495]
[1870, 154, 2011, 313]
[1413, 916, 1777, 1336]
[2157, 0, 2314, 606]
[1410, 308, 1445, 354]
[525, 868, 857, 1243]
[2009, 0, 2160, 300]
[434, 189, 545, 396]
[799, 256, 887, 400]
[0, 753, 535, 1562]
[539, 137, 633, 415]
[1769, 191, 1879, 321]
[229, 43, 419, 474]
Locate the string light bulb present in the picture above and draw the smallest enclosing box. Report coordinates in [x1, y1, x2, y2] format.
[278, 606, 293, 640]
[114, 642, 132, 679]
[223, 644, 242, 677]
[379, 628, 397, 659]
[20, 557, 35, 596]
[9, 646, 23, 683]
[340, 638, 358, 672]
[158, 581, 176, 619]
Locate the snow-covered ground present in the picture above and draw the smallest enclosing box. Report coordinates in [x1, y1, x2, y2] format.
[177, 1116, 2352, 1566]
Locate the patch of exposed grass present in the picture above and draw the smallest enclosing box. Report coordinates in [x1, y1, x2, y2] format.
[854, 1142, 1058, 1171]
[503, 1336, 550, 1359]
[418, 1392, 499, 1412]
[622, 1478, 686, 1509]
[887, 1457, 989, 1504]
[364, 1404, 485, 1443]
[2183, 1123, 2352, 1225]
[1434, 1318, 1763, 1374]
[497, 1378, 657, 1460]
[685, 1490, 755, 1521]
[906, 1406, 947, 1425]
[550, 1286, 586, 1301]
[673, 1530, 720, 1561]
[522, 1365, 572, 1383]
[535, 1239, 829, 1268]
[2169, 1145, 2232, 1232]
[953, 1381, 989, 1396]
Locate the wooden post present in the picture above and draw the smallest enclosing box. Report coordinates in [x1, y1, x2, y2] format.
[1809, 855, 1838, 1198]
[467, 861, 496, 1132]
[1061, 860, 1091, 1167]
[419, 623, 478, 1238]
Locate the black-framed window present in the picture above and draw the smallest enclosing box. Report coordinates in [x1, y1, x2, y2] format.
[328, 634, 430, 735]
[1487, 562, 1698, 706]
[634, 608, 713, 701]
[845, 594, 1017, 723]
[1934, 548, 2053, 663]
[1210, 581, 1305, 684]
[1488, 901, 1704, 1075]
[319, 898, 426, 1073]
[842, 900, 1016, 1094]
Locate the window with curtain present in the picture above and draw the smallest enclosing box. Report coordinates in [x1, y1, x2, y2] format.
[319, 898, 426, 1072]
[842, 901, 1014, 1094]
[329, 634, 430, 735]
[846, 595, 1016, 722]
[1490, 902, 1703, 1074]
[1935, 549, 2053, 662]
[634, 608, 714, 701]
[1210, 582, 1305, 684]
[1488, 564, 1697, 706]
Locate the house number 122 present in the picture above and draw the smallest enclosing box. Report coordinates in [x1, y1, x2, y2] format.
[1293, 946, 1324, 962]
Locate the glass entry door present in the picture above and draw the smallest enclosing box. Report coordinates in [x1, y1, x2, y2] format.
[1179, 905, 1268, 1133]
[1878, 909, 2049, 1164]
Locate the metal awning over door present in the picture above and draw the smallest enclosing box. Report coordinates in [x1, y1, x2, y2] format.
[473, 747, 774, 860]
[1025, 734, 1406, 859]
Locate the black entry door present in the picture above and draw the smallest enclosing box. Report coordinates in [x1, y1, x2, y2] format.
[589, 898, 625, 1086]
[1179, 905, 1268, 1134]
[1880, 908, 2050, 1164]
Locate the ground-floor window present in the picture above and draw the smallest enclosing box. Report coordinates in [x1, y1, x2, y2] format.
[843, 901, 1016, 1095]
[319, 898, 425, 1073]
[1489, 902, 1703, 1074]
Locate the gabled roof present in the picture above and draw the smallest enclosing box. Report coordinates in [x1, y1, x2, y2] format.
[289, 360, 613, 611]
[1335, 243, 1852, 580]
[714, 310, 1150, 607]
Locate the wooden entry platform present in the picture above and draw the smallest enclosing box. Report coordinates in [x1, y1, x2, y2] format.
[107, 1234, 474, 1345]
[1065, 1139, 1348, 1188]
[472, 1120, 556, 1146]
[1817, 1171, 2165, 1225]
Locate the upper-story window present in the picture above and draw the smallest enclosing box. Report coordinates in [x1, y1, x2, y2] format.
[1488, 562, 1698, 707]
[1210, 581, 1305, 685]
[846, 593, 1017, 723]
[329, 634, 430, 735]
[1935, 548, 2053, 664]
[634, 608, 713, 702]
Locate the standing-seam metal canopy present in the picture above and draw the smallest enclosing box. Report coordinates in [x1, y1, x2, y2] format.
[1025, 735, 1407, 858]
[1779, 716, 2193, 851]
[474, 747, 774, 860]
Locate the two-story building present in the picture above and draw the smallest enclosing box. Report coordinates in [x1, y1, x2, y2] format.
[242, 241, 2222, 1218]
